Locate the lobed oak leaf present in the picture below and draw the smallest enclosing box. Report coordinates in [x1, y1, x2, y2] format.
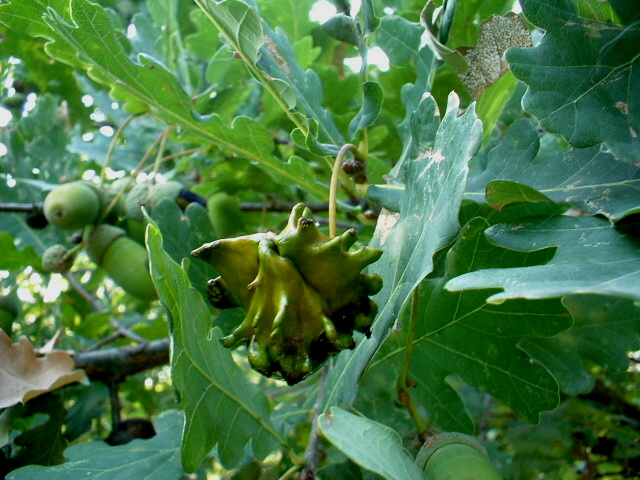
[0, 330, 85, 409]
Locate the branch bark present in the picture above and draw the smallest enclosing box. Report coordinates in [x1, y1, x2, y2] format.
[73, 338, 170, 382]
[0, 202, 44, 213]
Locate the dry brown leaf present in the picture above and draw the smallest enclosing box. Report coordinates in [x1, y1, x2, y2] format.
[0, 329, 85, 409]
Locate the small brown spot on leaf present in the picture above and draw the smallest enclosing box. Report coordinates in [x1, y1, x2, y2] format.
[615, 101, 629, 115]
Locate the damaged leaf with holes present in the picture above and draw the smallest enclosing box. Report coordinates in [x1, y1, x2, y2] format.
[192, 204, 383, 385]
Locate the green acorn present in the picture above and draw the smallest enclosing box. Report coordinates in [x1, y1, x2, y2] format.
[192, 203, 383, 385]
[416, 433, 503, 480]
[44, 181, 102, 230]
[87, 224, 157, 300]
[207, 192, 244, 237]
[42, 244, 75, 273]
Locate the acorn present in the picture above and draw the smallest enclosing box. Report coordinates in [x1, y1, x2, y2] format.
[86, 224, 157, 300]
[44, 181, 102, 230]
[0, 292, 20, 336]
[42, 244, 75, 273]
[207, 192, 244, 237]
[416, 433, 503, 480]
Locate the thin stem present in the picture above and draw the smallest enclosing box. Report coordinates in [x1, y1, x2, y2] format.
[193, 0, 310, 137]
[64, 271, 148, 344]
[397, 287, 429, 436]
[329, 144, 357, 238]
[300, 367, 329, 479]
[239, 200, 329, 213]
[100, 114, 136, 183]
[278, 465, 302, 480]
[98, 127, 166, 223]
[108, 379, 122, 426]
[154, 147, 201, 166]
[150, 126, 172, 184]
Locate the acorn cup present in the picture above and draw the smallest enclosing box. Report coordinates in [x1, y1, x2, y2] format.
[42, 244, 75, 273]
[192, 203, 383, 385]
[124, 180, 206, 224]
[86, 224, 157, 300]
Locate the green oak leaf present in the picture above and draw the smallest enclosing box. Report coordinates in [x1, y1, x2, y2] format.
[63, 383, 109, 442]
[348, 81, 384, 140]
[260, 0, 317, 43]
[7, 410, 184, 480]
[317, 407, 424, 480]
[6, 394, 67, 471]
[446, 215, 640, 303]
[322, 93, 483, 411]
[475, 71, 519, 144]
[447, 0, 515, 48]
[466, 119, 640, 221]
[506, 0, 640, 163]
[195, 0, 345, 151]
[376, 15, 437, 171]
[369, 217, 570, 429]
[322, 14, 361, 46]
[146, 220, 284, 471]
[4, 0, 326, 198]
[150, 200, 217, 302]
[0, 233, 42, 271]
[521, 295, 640, 395]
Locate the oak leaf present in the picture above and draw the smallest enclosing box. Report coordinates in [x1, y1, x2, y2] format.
[0, 330, 85, 409]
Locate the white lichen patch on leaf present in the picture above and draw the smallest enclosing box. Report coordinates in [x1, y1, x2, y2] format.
[424, 150, 446, 170]
[377, 209, 400, 246]
[0, 329, 85, 409]
[459, 13, 532, 98]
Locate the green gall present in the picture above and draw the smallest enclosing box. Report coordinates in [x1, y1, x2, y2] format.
[192, 203, 383, 384]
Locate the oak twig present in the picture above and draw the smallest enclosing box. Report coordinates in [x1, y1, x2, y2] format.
[299, 367, 329, 479]
[73, 338, 170, 382]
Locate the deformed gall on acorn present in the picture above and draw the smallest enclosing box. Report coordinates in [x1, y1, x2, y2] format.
[192, 203, 383, 385]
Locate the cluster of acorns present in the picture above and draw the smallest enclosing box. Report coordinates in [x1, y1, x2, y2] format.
[192, 204, 383, 385]
[40, 179, 205, 300]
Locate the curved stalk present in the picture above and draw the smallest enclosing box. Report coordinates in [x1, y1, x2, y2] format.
[329, 143, 358, 238]
[99, 114, 136, 183]
[397, 287, 429, 436]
